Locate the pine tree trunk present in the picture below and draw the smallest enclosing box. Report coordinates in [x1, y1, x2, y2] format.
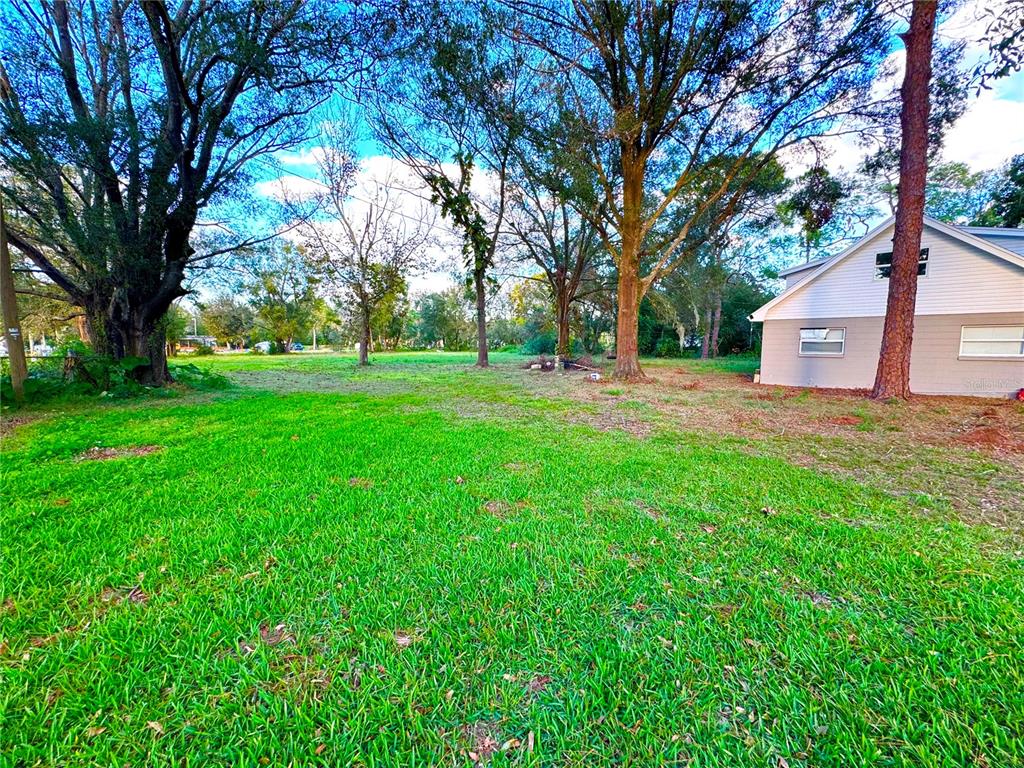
[872, 1, 937, 400]
[474, 266, 489, 367]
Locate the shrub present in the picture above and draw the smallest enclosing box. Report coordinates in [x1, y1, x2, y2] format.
[654, 336, 682, 357]
[191, 344, 215, 356]
[521, 332, 557, 356]
[168, 363, 231, 391]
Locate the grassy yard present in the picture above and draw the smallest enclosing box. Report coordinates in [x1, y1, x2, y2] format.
[2, 352, 1022, 766]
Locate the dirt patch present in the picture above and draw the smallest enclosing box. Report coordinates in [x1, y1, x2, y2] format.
[828, 415, 864, 426]
[0, 414, 38, 439]
[956, 426, 1024, 453]
[77, 445, 162, 461]
[513, 359, 1023, 531]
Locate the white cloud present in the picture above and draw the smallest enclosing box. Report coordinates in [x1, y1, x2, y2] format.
[943, 87, 1024, 169]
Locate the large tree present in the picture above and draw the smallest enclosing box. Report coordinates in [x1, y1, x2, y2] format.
[872, 0, 939, 400]
[509, 0, 892, 379]
[0, 0, 354, 382]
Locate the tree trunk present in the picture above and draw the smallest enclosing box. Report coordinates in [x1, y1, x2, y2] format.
[359, 304, 370, 366]
[133, 327, 169, 385]
[700, 308, 712, 360]
[614, 258, 644, 378]
[613, 162, 646, 380]
[473, 267, 488, 367]
[872, 1, 937, 400]
[710, 291, 722, 358]
[555, 284, 571, 358]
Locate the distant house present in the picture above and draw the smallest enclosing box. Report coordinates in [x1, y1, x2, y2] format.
[180, 334, 218, 349]
[749, 216, 1024, 398]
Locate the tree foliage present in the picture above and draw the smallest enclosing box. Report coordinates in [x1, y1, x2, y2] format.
[0, 0, 356, 381]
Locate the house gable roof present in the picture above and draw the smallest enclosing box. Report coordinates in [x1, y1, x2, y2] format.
[750, 216, 1024, 322]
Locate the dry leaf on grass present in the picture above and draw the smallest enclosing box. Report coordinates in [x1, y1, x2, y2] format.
[461, 722, 501, 763]
[393, 630, 418, 648]
[526, 675, 551, 693]
[259, 623, 294, 646]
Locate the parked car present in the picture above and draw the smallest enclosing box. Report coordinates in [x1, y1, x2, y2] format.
[290, 342, 304, 351]
[253, 341, 272, 353]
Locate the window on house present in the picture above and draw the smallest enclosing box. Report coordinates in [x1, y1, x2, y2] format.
[875, 248, 929, 279]
[960, 326, 1024, 358]
[799, 327, 845, 356]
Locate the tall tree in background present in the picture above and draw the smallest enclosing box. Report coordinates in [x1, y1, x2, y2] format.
[245, 244, 321, 354]
[199, 295, 255, 350]
[510, 0, 891, 379]
[0, 0, 353, 382]
[972, 154, 1024, 227]
[300, 154, 435, 365]
[872, 1, 939, 400]
[778, 166, 848, 262]
[503, 146, 605, 357]
[368, 7, 526, 367]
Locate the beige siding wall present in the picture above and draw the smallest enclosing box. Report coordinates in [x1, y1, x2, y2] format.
[760, 312, 1024, 397]
[766, 226, 1024, 320]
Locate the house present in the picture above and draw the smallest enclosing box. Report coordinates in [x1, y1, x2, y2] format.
[749, 216, 1024, 397]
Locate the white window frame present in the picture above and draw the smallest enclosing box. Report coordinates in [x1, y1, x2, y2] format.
[799, 327, 846, 357]
[959, 325, 1024, 359]
[875, 248, 929, 280]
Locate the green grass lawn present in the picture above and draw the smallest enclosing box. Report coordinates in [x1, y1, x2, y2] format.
[2, 353, 1022, 766]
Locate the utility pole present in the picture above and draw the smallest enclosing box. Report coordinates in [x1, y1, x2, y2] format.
[0, 202, 29, 402]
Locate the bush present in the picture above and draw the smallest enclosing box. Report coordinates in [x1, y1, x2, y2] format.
[168, 363, 231, 391]
[521, 332, 557, 356]
[654, 336, 682, 358]
[191, 344, 215, 356]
